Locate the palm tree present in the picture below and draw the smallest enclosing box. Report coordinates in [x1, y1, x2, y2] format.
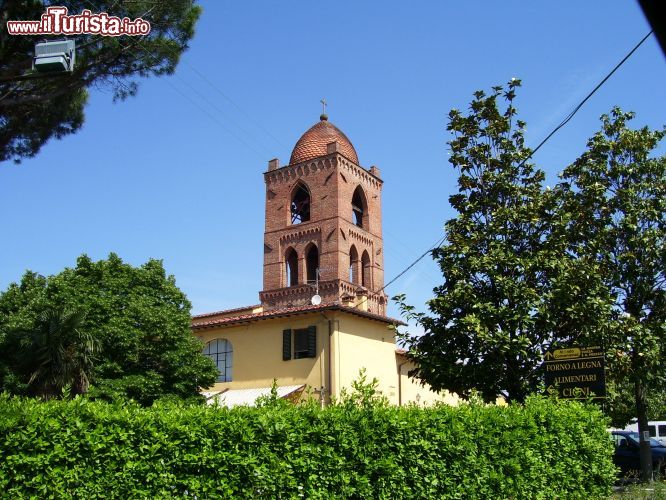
[17, 306, 99, 399]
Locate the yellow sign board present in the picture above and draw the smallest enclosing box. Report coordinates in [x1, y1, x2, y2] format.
[553, 347, 580, 359]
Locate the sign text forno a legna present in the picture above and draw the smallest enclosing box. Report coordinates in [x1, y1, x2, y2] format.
[544, 346, 606, 400]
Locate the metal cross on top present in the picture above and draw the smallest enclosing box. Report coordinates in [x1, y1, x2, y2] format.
[320, 98, 327, 115]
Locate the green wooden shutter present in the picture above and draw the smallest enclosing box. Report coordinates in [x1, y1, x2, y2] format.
[282, 329, 292, 361]
[307, 325, 316, 358]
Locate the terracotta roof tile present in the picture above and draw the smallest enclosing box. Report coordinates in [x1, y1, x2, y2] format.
[193, 305, 261, 319]
[290, 118, 359, 165]
[192, 303, 404, 329]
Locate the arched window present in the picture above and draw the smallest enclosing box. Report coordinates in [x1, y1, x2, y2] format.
[203, 339, 233, 382]
[352, 186, 367, 228]
[305, 244, 319, 285]
[349, 245, 359, 284]
[285, 248, 299, 286]
[361, 250, 371, 288]
[291, 183, 311, 224]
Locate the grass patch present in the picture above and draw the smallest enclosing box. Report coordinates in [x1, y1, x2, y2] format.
[612, 480, 666, 499]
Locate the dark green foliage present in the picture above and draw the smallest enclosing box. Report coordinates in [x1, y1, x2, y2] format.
[9, 306, 98, 399]
[0, 395, 615, 498]
[0, 253, 217, 405]
[396, 80, 609, 404]
[396, 81, 664, 438]
[0, 1, 202, 163]
[605, 379, 666, 427]
[559, 109, 665, 423]
[559, 108, 665, 478]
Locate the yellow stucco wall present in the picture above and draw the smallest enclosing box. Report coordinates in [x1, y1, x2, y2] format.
[196, 313, 328, 394]
[329, 313, 401, 404]
[194, 308, 454, 407]
[397, 355, 458, 406]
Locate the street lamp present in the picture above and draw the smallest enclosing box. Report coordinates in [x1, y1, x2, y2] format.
[33, 39, 75, 73]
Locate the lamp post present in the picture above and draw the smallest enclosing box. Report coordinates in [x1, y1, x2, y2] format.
[33, 39, 75, 73]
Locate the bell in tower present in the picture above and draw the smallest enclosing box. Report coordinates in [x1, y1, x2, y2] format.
[259, 113, 387, 315]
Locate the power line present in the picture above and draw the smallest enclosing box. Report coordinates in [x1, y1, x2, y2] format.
[138, 46, 281, 159]
[125, 43, 268, 159]
[382, 228, 442, 285]
[353, 234, 446, 313]
[163, 78, 268, 160]
[376, 235, 446, 296]
[370, 32, 654, 305]
[525, 30, 654, 162]
[149, 41, 287, 153]
[345, 234, 445, 317]
[172, 71, 275, 157]
[73, 5, 650, 309]
[181, 61, 288, 150]
[78, 0, 278, 159]
[127, 9, 287, 152]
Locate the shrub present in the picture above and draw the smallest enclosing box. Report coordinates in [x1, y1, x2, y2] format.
[0, 394, 615, 498]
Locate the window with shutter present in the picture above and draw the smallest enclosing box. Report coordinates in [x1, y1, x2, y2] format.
[307, 325, 316, 358]
[294, 328, 309, 359]
[284, 326, 317, 360]
[282, 329, 292, 361]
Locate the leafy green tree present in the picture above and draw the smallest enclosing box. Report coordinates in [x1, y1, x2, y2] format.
[8, 306, 98, 399]
[396, 80, 608, 404]
[605, 379, 666, 428]
[0, 253, 218, 405]
[0, 0, 201, 163]
[560, 108, 665, 480]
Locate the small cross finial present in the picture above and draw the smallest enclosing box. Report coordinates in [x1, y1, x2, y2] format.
[320, 98, 328, 120]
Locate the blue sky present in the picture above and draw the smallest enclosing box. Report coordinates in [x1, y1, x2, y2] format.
[1, 1, 664, 328]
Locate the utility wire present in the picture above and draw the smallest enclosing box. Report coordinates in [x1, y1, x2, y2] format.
[351, 234, 446, 313]
[78, 0, 278, 159]
[525, 30, 654, 163]
[127, 45, 268, 160]
[74, 5, 650, 309]
[343, 31, 655, 308]
[144, 48, 280, 158]
[164, 77, 268, 160]
[376, 235, 446, 296]
[367, 31, 653, 312]
[127, 4, 288, 152]
[152, 42, 287, 152]
[172, 71, 275, 157]
[362, 33, 652, 307]
[383, 225, 444, 284]
[181, 61, 289, 150]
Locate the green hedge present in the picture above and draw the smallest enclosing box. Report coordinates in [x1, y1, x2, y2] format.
[0, 395, 615, 498]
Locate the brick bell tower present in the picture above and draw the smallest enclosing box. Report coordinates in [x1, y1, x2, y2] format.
[259, 112, 388, 315]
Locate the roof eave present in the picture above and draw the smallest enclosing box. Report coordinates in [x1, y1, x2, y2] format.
[192, 303, 405, 330]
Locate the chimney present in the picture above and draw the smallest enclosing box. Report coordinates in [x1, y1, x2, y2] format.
[355, 286, 369, 312]
[268, 158, 280, 171]
[341, 292, 355, 308]
[369, 165, 381, 178]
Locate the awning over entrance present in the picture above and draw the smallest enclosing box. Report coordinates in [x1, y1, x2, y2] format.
[205, 385, 305, 408]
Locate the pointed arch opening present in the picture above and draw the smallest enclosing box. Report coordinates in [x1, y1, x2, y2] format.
[352, 185, 368, 228]
[305, 244, 319, 285]
[349, 245, 359, 284]
[285, 247, 299, 286]
[291, 182, 311, 224]
[361, 250, 371, 288]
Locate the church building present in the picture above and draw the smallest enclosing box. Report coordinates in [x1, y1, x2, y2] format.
[192, 112, 451, 407]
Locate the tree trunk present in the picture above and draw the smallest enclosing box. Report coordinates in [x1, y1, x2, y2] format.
[634, 378, 653, 482]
